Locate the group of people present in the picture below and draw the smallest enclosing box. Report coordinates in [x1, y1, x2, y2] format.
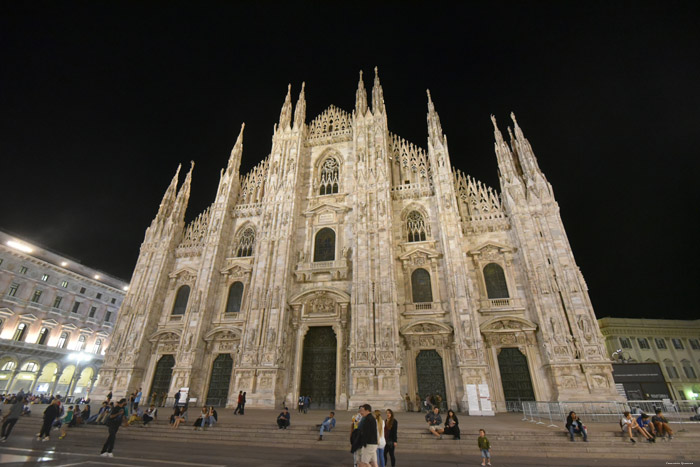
[297, 395, 312, 413]
[403, 392, 444, 413]
[349, 405, 399, 467]
[620, 408, 674, 443]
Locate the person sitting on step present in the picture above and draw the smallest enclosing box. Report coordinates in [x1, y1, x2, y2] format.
[425, 406, 443, 439]
[318, 411, 336, 440]
[277, 407, 291, 429]
[652, 408, 673, 440]
[620, 411, 653, 443]
[566, 411, 588, 442]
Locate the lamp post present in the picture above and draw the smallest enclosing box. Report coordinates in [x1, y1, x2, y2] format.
[67, 352, 93, 401]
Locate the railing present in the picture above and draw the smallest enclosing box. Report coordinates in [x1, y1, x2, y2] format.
[480, 297, 516, 310]
[415, 303, 432, 310]
[521, 400, 700, 428]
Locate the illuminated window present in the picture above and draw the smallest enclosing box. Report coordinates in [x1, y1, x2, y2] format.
[61, 280, 68, 288]
[93, 338, 102, 354]
[78, 335, 87, 351]
[19, 266, 28, 274]
[37, 328, 49, 345]
[13, 323, 27, 342]
[41, 274, 49, 282]
[20, 362, 38, 372]
[1, 361, 16, 371]
[8, 283, 19, 297]
[31, 290, 42, 303]
[57, 332, 69, 349]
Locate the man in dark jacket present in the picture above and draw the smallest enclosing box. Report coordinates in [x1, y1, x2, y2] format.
[38, 398, 61, 441]
[101, 398, 126, 457]
[277, 407, 290, 429]
[1, 395, 24, 441]
[351, 404, 378, 467]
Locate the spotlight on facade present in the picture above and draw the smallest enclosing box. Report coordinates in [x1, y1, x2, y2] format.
[122, 286, 129, 291]
[94, 275, 100, 280]
[61, 261, 68, 267]
[68, 353, 93, 363]
[7, 240, 33, 253]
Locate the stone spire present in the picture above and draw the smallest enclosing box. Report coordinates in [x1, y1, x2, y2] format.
[371, 66, 385, 114]
[491, 115, 519, 183]
[278, 84, 293, 130]
[355, 70, 368, 115]
[225, 123, 245, 177]
[426, 89, 444, 146]
[171, 161, 194, 222]
[293, 82, 306, 130]
[509, 112, 543, 179]
[155, 164, 181, 220]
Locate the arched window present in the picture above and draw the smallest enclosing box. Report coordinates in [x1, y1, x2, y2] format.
[682, 360, 697, 379]
[93, 338, 103, 354]
[319, 157, 339, 195]
[57, 332, 69, 349]
[13, 323, 27, 342]
[411, 268, 433, 303]
[37, 328, 49, 345]
[483, 263, 509, 299]
[406, 211, 427, 242]
[172, 285, 191, 315]
[225, 282, 244, 314]
[236, 228, 255, 257]
[20, 362, 38, 372]
[78, 335, 87, 351]
[1, 361, 16, 371]
[664, 359, 679, 379]
[313, 228, 336, 262]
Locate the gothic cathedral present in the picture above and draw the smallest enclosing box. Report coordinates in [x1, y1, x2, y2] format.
[94, 69, 619, 411]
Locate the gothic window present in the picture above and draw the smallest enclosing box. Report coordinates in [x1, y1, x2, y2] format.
[13, 323, 27, 342]
[319, 157, 339, 195]
[406, 211, 427, 242]
[236, 228, 255, 257]
[93, 338, 103, 354]
[637, 338, 650, 349]
[655, 338, 667, 349]
[411, 268, 433, 303]
[225, 282, 244, 314]
[57, 332, 69, 349]
[483, 263, 509, 299]
[36, 328, 49, 345]
[171, 285, 190, 315]
[313, 228, 336, 262]
[619, 337, 632, 349]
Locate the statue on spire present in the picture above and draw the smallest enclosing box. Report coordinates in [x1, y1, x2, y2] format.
[278, 84, 292, 130]
[371, 66, 385, 114]
[355, 70, 368, 115]
[426, 89, 443, 144]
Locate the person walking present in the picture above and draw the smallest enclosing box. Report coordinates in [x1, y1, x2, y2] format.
[100, 398, 126, 457]
[240, 392, 247, 415]
[234, 392, 244, 415]
[174, 390, 181, 407]
[383, 409, 398, 467]
[1, 395, 24, 442]
[350, 404, 378, 467]
[37, 398, 61, 441]
[59, 406, 75, 439]
[478, 429, 491, 466]
[298, 395, 304, 414]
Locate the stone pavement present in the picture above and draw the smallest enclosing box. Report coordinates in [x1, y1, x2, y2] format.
[1, 405, 697, 466]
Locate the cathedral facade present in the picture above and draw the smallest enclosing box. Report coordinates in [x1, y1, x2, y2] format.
[94, 70, 619, 411]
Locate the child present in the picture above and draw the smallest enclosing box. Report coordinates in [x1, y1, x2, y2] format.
[478, 428, 491, 466]
[59, 406, 74, 440]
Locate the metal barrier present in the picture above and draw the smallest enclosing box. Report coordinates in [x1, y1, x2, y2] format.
[521, 400, 700, 428]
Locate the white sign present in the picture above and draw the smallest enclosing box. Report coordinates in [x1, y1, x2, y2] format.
[178, 387, 189, 406]
[477, 384, 495, 416]
[466, 384, 481, 416]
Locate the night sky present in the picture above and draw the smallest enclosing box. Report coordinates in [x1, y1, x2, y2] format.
[1, 2, 698, 320]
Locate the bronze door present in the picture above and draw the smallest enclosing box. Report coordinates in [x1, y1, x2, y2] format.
[150, 354, 175, 399]
[299, 326, 337, 410]
[497, 347, 535, 401]
[206, 354, 233, 407]
[416, 350, 447, 410]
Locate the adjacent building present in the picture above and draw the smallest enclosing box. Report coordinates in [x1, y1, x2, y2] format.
[93, 70, 620, 411]
[598, 317, 700, 401]
[0, 229, 128, 397]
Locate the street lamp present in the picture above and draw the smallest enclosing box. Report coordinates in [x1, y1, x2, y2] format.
[66, 352, 92, 401]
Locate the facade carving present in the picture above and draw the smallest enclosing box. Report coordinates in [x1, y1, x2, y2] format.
[91, 70, 620, 411]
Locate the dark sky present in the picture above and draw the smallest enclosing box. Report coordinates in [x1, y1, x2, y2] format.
[1, 2, 698, 320]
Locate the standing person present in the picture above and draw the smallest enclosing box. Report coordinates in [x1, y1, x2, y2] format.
[100, 398, 126, 457]
[425, 406, 443, 439]
[174, 390, 181, 407]
[350, 404, 378, 467]
[37, 398, 61, 441]
[384, 409, 398, 467]
[160, 392, 167, 407]
[404, 393, 412, 412]
[477, 429, 491, 466]
[652, 408, 674, 439]
[373, 410, 386, 467]
[566, 411, 588, 442]
[240, 392, 247, 415]
[234, 392, 244, 415]
[1, 395, 24, 442]
[318, 411, 336, 440]
[106, 391, 112, 402]
[298, 395, 304, 414]
[443, 409, 460, 440]
[277, 407, 291, 429]
[133, 388, 142, 412]
[303, 395, 310, 414]
[129, 392, 135, 413]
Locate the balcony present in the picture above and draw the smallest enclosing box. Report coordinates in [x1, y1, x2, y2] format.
[294, 259, 349, 282]
[478, 297, 525, 313]
[402, 302, 445, 316]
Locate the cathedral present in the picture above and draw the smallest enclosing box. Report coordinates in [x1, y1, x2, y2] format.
[93, 69, 619, 412]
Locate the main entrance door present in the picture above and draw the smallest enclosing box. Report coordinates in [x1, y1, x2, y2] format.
[416, 349, 447, 410]
[497, 347, 535, 401]
[206, 354, 233, 407]
[150, 354, 175, 400]
[299, 326, 337, 410]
